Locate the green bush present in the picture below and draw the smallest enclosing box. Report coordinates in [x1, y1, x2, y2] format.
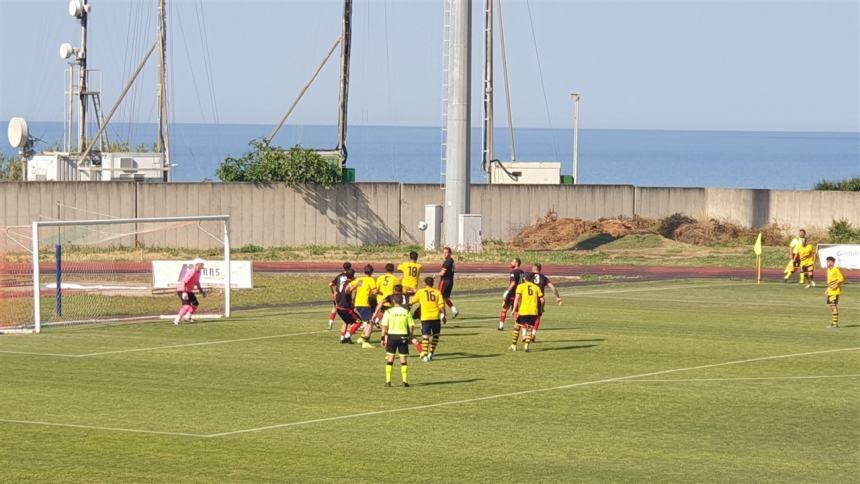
[828, 219, 860, 244]
[657, 213, 697, 239]
[814, 177, 860, 191]
[234, 244, 265, 253]
[0, 153, 23, 181]
[216, 139, 341, 188]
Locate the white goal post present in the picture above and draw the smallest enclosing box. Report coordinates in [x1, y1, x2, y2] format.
[20, 215, 232, 333]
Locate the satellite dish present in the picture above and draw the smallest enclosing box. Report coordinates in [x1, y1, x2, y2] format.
[60, 43, 75, 60]
[7, 118, 30, 149]
[68, 0, 84, 18]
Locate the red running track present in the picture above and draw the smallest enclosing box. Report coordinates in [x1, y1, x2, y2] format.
[2, 261, 856, 282]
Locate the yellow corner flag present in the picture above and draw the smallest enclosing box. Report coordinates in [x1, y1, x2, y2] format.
[753, 232, 763, 283]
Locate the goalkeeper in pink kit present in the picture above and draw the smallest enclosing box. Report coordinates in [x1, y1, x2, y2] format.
[174, 257, 206, 325]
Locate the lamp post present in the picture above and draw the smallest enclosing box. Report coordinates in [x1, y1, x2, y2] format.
[570, 93, 580, 184]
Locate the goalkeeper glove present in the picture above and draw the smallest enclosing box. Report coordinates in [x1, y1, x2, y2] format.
[181, 292, 189, 301]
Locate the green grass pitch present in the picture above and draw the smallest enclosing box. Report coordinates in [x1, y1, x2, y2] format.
[0, 278, 857, 482]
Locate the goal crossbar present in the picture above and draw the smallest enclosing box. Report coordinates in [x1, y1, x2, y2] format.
[29, 215, 232, 333]
[33, 215, 230, 228]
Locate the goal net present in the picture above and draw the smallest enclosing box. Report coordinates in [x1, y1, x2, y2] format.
[0, 215, 231, 333]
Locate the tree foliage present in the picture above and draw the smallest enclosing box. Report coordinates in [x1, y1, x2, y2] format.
[216, 139, 341, 188]
[0, 153, 24, 181]
[814, 177, 860, 191]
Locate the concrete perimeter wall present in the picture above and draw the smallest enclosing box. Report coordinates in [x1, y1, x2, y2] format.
[0, 182, 857, 250]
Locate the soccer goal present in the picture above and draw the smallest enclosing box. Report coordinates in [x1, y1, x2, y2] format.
[0, 215, 232, 333]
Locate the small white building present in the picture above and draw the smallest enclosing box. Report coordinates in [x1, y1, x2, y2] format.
[26, 152, 168, 182]
[489, 161, 561, 185]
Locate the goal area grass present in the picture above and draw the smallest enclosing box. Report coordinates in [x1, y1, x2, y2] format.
[0, 277, 857, 482]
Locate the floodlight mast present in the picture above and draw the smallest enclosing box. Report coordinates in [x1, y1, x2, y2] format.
[157, 0, 170, 180]
[74, 0, 89, 153]
[481, 0, 493, 184]
[443, 0, 472, 247]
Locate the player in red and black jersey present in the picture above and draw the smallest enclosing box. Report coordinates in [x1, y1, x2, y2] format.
[530, 262, 562, 341]
[498, 258, 525, 330]
[334, 269, 361, 343]
[437, 246, 459, 318]
[327, 262, 352, 329]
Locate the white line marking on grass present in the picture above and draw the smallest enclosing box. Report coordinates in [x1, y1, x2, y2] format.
[577, 294, 860, 311]
[75, 330, 329, 357]
[0, 330, 328, 358]
[616, 374, 860, 384]
[0, 418, 206, 438]
[555, 281, 748, 298]
[204, 346, 860, 438]
[0, 349, 80, 358]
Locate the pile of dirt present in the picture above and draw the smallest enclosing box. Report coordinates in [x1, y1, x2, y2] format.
[672, 220, 786, 246]
[510, 211, 788, 250]
[510, 212, 653, 250]
[510, 212, 598, 249]
[597, 217, 655, 237]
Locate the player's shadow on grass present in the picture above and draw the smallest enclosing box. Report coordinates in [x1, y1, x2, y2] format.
[439, 333, 480, 337]
[433, 352, 501, 361]
[841, 324, 859, 328]
[544, 338, 604, 343]
[534, 344, 597, 352]
[415, 378, 483, 387]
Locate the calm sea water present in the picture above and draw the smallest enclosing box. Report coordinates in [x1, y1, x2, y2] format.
[2, 121, 858, 189]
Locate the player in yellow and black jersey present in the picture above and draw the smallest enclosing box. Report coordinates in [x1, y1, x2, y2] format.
[825, 256, 845, 328]
[796, 238, 817, 288]
[398, 251, 423, 294]
[509, 273, 544, 353]
[358, 263, 399, 348]
[410, 276, 447, 362]
[344, 265, 376, 344]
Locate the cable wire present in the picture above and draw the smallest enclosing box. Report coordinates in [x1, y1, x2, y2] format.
[525, 0, 559, 161]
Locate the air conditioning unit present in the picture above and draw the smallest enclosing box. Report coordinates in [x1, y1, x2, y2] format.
[119, 158, 137, 170]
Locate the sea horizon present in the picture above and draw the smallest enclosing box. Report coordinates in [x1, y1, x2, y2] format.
[3, 121, 858, 190]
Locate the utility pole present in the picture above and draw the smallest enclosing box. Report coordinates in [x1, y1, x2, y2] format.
[337, 0, 353, 165]
[77, 0, 89, 153]
[482, 0, 493, 184]
[444, 0, 472, 247]
[157, 0, 170, 180]
[570, 93, 580, 184]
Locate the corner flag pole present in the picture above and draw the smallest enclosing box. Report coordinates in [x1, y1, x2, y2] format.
[756, 255, 762, 284]
[753, 232, 763, 284]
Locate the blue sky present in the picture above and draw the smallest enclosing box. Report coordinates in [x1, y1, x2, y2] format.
[1, 0, 858, 132]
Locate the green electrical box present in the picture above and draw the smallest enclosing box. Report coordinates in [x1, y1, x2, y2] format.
[560, 175, 574, 185]
[341, 167, 356, 183]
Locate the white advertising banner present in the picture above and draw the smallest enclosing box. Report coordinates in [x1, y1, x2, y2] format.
[817, 244, 860, 270]
[152, 260, 254, 289]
